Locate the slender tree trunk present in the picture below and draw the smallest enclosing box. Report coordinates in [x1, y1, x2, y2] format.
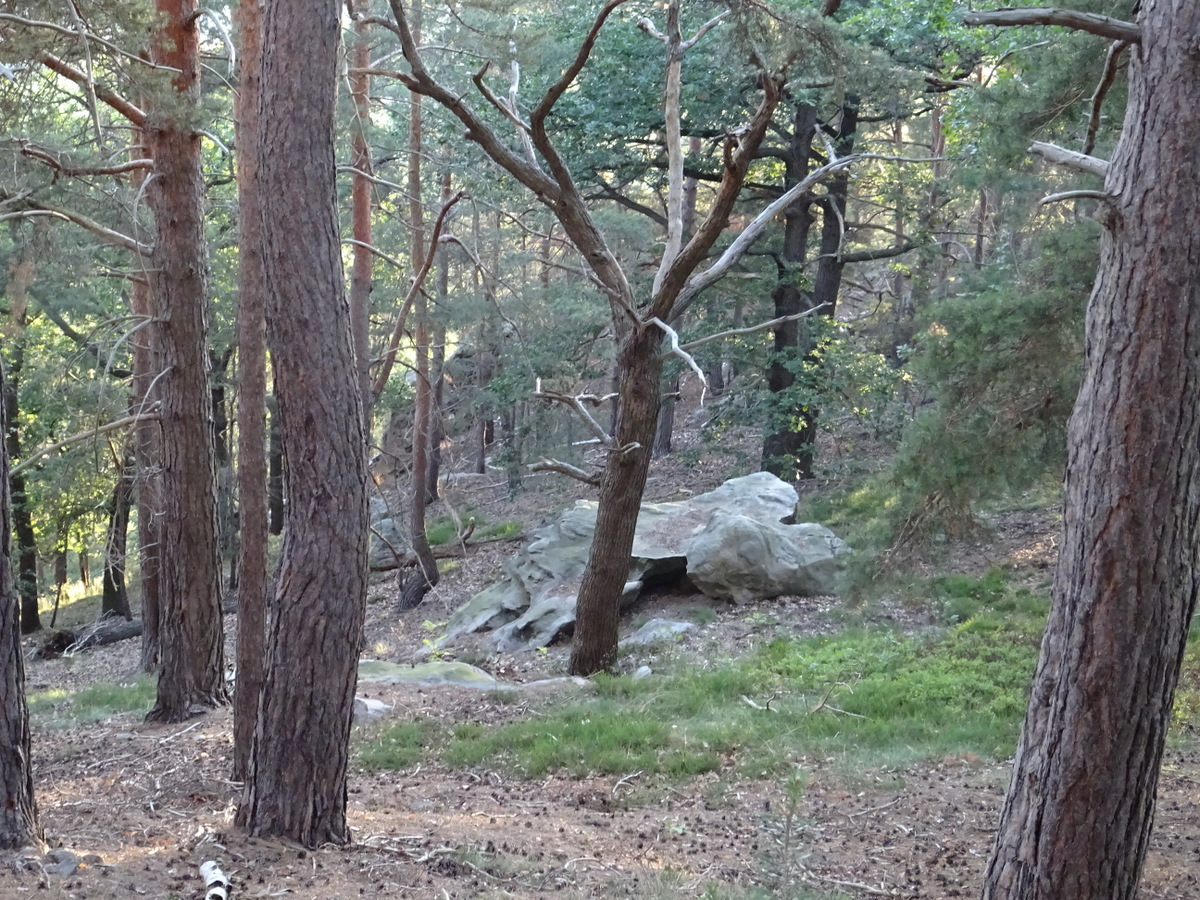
[232, 0, 268, 784]
[569, 326, 662, 675]
[349, 16, 374, 420]
[145, 0, 227, 722]
[401, 12, 439, 609]
[101, 453, 134, 620]
[131, 272, 162, 673]
[0, 357, 39, 849]
[761, 102, 817, 479]
[4, 227, 41, 634]
[237, 0, 369, 847]
[983, 6, 1200, 898]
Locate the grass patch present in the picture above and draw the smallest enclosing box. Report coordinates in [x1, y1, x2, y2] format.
[28, 677, 156, 727]
[357, 721, 431, 770]
[360, 617, 1041, 781]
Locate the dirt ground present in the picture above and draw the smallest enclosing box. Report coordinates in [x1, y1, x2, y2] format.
[6, 427, 1200, 899]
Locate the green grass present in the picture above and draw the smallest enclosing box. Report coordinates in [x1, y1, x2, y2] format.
[28, 677, 156, 728]
[424, 514, 522, 546]
[358, 614, 1042, 780]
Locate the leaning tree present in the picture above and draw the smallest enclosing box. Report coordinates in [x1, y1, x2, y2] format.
[965, 3, 1200, 898]
[385, 0, 857, 674]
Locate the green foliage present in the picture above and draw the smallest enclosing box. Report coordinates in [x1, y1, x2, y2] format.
[888, 224, 1096, 542]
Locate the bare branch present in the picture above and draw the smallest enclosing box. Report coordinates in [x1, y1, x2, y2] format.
[12, 405, 161, 477]
[681, 11, 728, 51]
[963, 7, 1140, 43]
[679, 305, 830, 352]
[1084, 40, 1129, 156]
[529, 457, 600, 486]
[674, 154, 859, 317]
[0, 205, 149, 255]
[371, 191, 465, 401]
[647, 317, 708, 405]
[530, 0, 630, 127]
[1029, 140, 1110, 177]
[19, 143, 152, 177]
[341, 238, 406, 271]
[533, 381, 614, 446]
[1040, 189, 1112, 205]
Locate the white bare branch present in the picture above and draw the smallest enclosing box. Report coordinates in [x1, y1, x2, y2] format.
[647, 317, 708, 406]
[529, 457, 600, 486]
[1029, 140, 1110, 177]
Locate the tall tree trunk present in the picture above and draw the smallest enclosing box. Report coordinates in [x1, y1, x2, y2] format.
[4, 225, 41, 634]
[232, 0, 268, 784]
[101, 454, 134, 621]
[145, 0, 227, 722]
[237, 0, 369, 847]
[983, 6, 1200, 898]
[131, 272, 162, 673]
[0, 358, 38, 849]
[761, 102, 817, 479]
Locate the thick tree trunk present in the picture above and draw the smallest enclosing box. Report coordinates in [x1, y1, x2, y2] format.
[0, 359, 38, 849]
[145, 0, 227, 722]
[237, 0, 369, 847]
[232, 0, 268, 784]
[101, 454, 134, 621]
[267, 396, 284, 535]
[982, 6, 1200, 898]
[569, 326, 662, 675]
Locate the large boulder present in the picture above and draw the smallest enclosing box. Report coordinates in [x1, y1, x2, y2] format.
[686, 516, 848, 602]
[432, 472, 846, 653]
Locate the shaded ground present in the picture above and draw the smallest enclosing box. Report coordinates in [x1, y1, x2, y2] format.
[7, 428, 1200, 899]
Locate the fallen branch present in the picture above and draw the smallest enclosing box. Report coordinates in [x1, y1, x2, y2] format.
[529, 457, 601, 486]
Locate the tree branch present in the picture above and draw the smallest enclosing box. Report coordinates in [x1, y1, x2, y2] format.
[0, 204, 149, 255]
[1029, 140, 1110, 177]
[36, 51, 147, 126]
[11, 406, 161, 477]
[533, 382, 615, 446]
[371, 190, 464, 402]
[962, 7, 1140, 44]
[679, 306, 830, 352]
[19, 143, 152, 178]
[1083, 40, 1129, 156]
[529, 457, 600, 486]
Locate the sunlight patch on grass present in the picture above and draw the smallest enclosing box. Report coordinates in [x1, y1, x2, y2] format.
[28, 677, 156, 728]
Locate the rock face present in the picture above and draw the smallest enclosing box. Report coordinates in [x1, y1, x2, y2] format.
[434, 472, 848, 653]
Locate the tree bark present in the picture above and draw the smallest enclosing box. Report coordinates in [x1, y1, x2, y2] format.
[232, 0, 268, 784]
[101, 453, 134, 621]
[130, 271, 162, 673]
[349, 15, 374, 419]
[0, 358, 39, 849]
[982, 5, 1200, 898]
[237, 0, 369, 847]
[144, 0, 227, 722]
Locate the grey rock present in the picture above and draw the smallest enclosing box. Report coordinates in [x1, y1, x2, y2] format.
[353, 697, 390, 722]
[435, 472, 846, 653]
[369, 517, 408, 569]
[623, 618, 696, 647]
[633, 665, 653, 681]
[44, 849, 80, 878]
[358, 660, 502, 690]
[687, 517, 849, 602]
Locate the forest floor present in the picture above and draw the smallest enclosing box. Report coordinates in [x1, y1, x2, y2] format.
[7, 423, 1200, 900]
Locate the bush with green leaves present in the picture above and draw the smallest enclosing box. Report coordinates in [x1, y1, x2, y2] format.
[887, 223, 1096, 542]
